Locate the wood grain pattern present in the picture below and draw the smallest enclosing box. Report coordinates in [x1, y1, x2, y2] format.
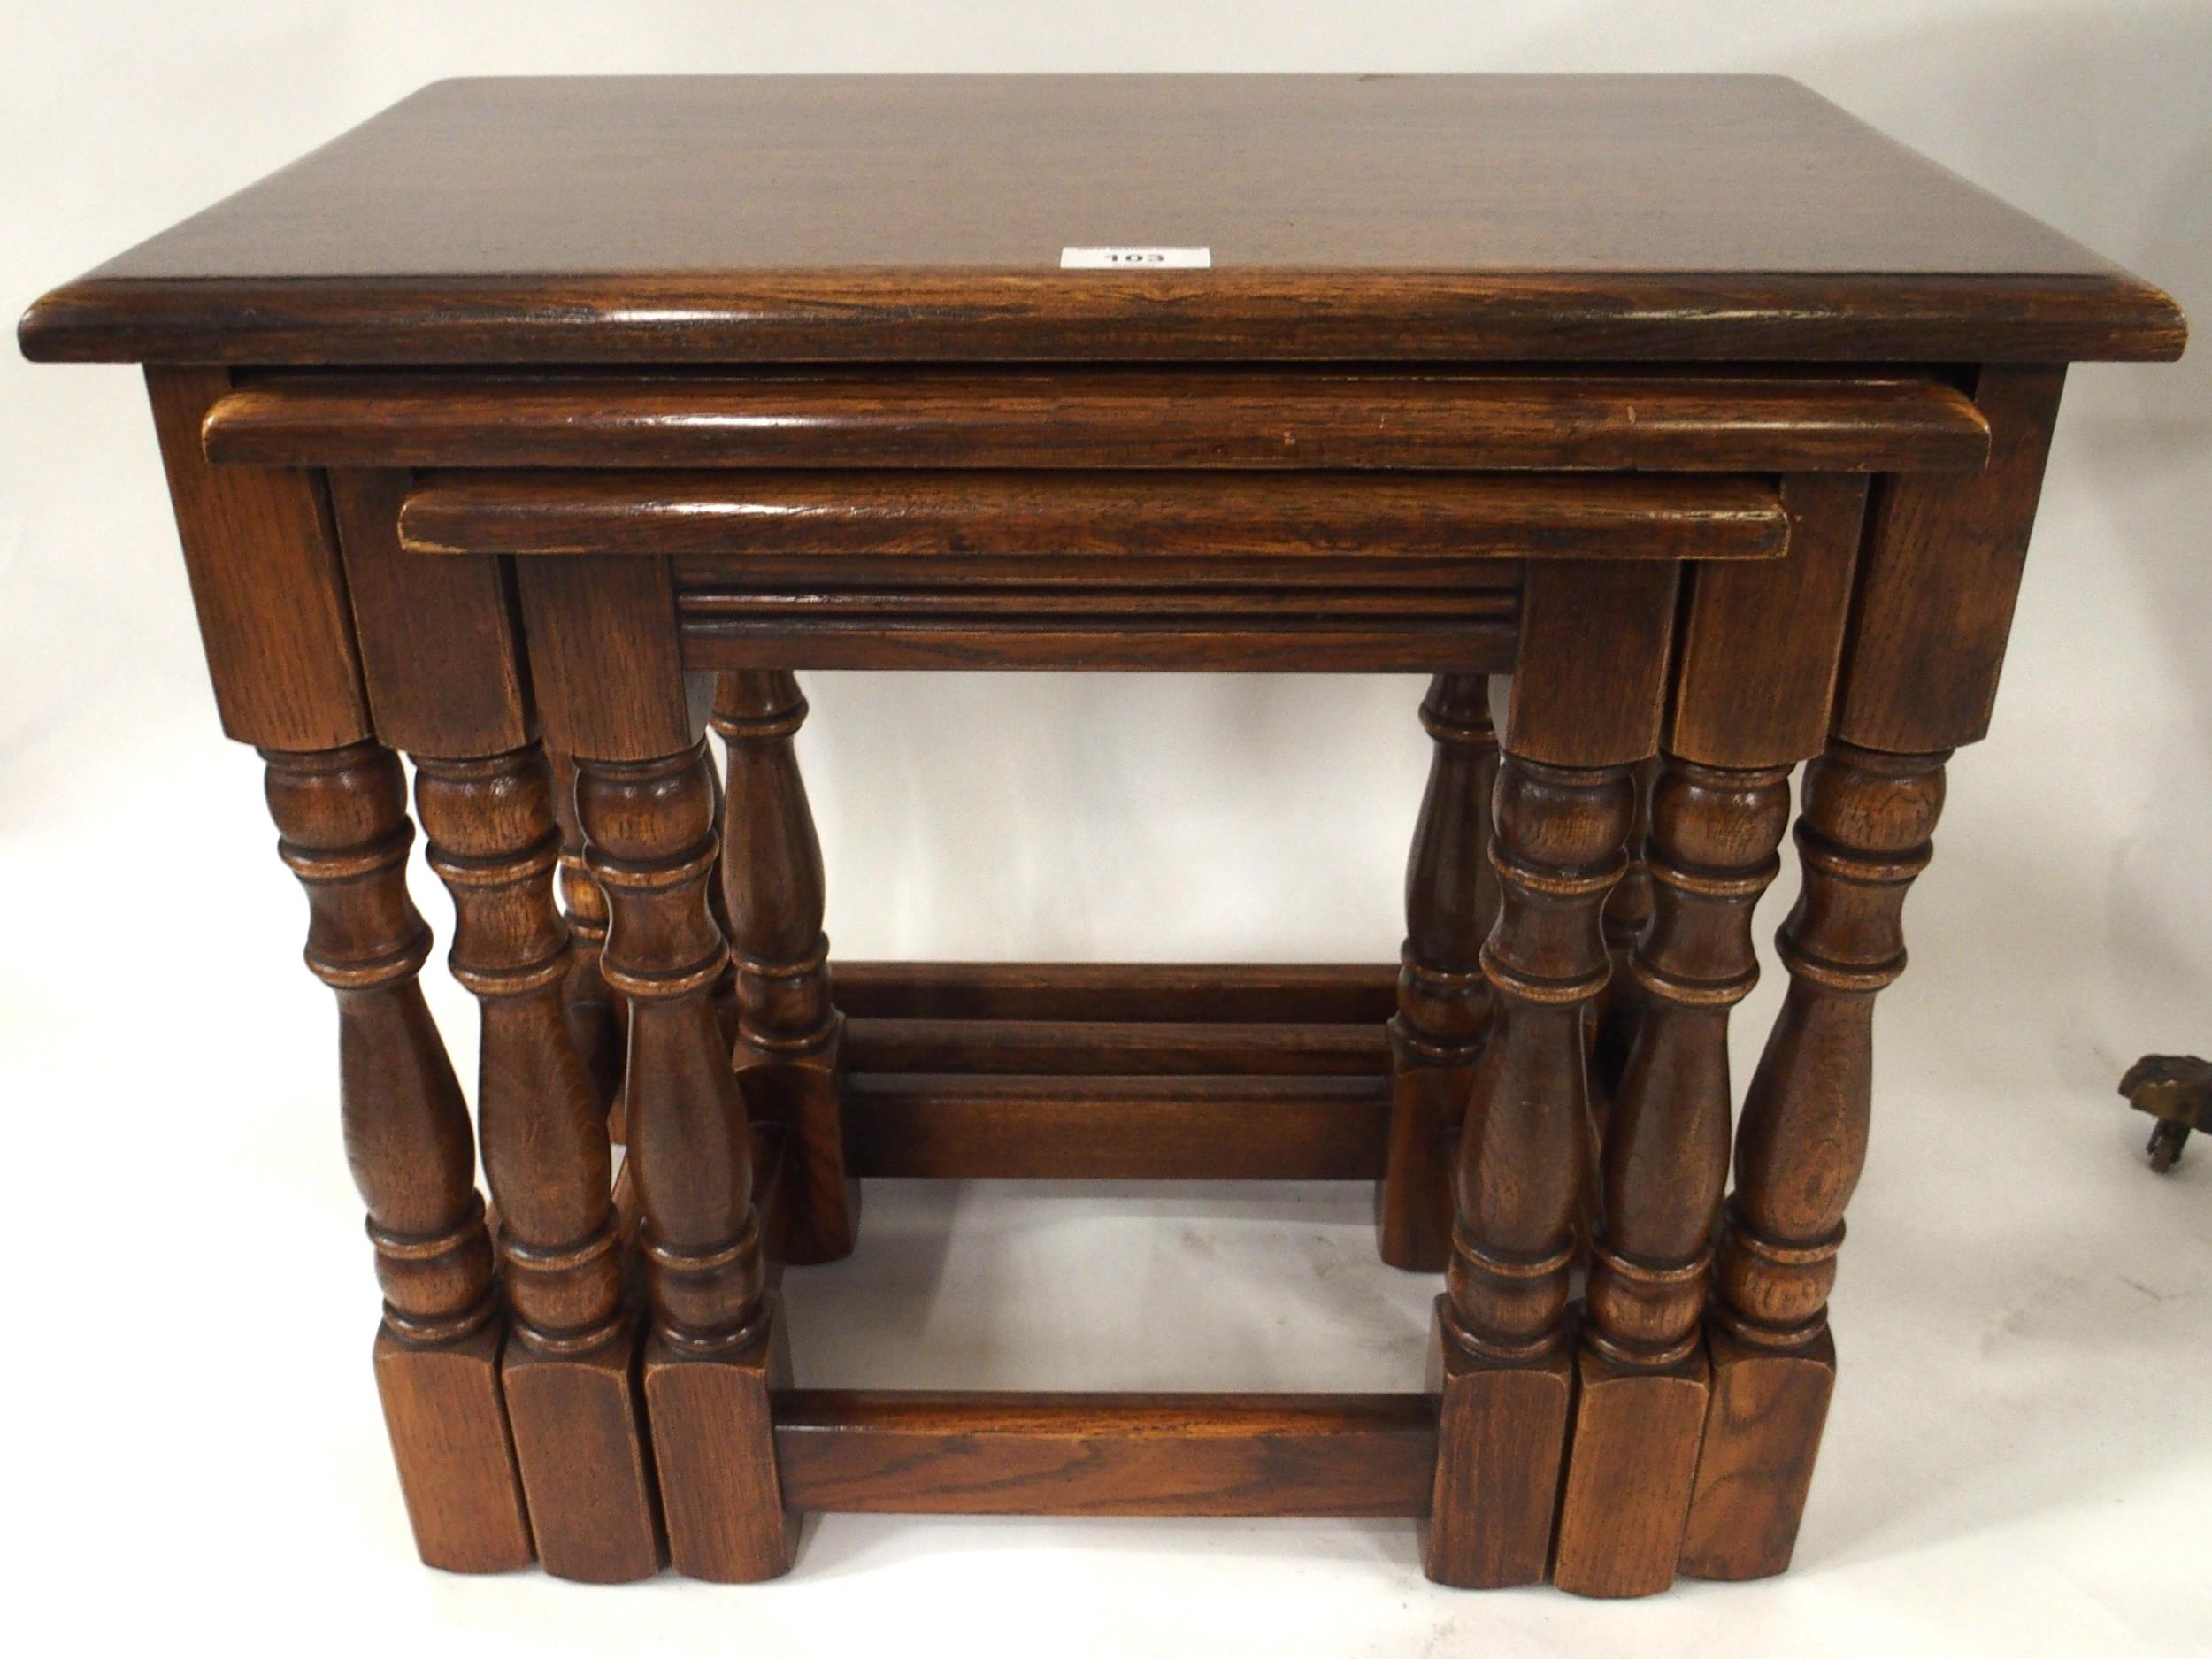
[1424, 1300, 1573, 1588]
[22, 77, 2182, 365]
[1552, 1349, 1711, 1597]
[570, 735, 787, 1580]
[144, 368, 370, 749]
[1506, 562, 1681, 770]
[1430, 751, 1633, 1586]
[327, 469, 530, 756]
[844, 1073, 1389, 1181]
[400, 470, 1790, 562]
[199, 367, 1993, 472]
[500, 1336, 662, 1584]
[414, 747, 661, 1583]
[1428, 557, 1676, 1586]
[1591, 756, 1658, 1112]
[32, 66, 2190, 1596]
[263, 739, 529, 1571]
[645, 1304, 797, 1582]
[773, 1392, 1437, 1517]
[1668, 474, 1869, 769]
[1552, 757, 1793, 1596]
[512, 556, 695, 763]
[1677, 1327, 1836, 1580]
[1555, 471, 1876, 1594]
[1836, 365, 2070, 752]
[412, 748, 623, 1342]
[1682, 742, 1947, 1579]
[373, 1322, 534, 1574]
[325, 465, 662, 1579]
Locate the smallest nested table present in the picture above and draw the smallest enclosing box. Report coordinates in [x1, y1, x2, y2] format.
[19, 74, 2183, 1594]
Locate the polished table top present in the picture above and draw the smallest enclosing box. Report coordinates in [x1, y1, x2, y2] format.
[18, 74, 2184, 365]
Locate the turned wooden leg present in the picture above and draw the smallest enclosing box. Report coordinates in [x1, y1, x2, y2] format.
[580, 740, 796, 1582]
[414, 747, 662, 1582]
[548, 748, 626, 1132]
[1424, 752, 1637, 1586]
[1551, 756, 1792, 1596]
[1591, 756, 1659, 1107]
[1380, 673, 1498, 1271]
[1421, 560, 1676, 1589]
[712, 672, 857, 1265]
[1678, 741, 1947, 1579]
[262, 741, 532, 1573]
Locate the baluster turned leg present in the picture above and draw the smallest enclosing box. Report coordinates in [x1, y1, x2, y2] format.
[1591, 756, 1659, 1106]
[515, 555, 796, 1582]
[413, 748, 662, 1582]
[581, 741, 796, 1581]
[1425, 754, 1635, 1585]
[1422, 561, 1677, 1588]
[1550, 757, 1792, 1595]
[712, 672, 858, 1263]
[1677, 741, 1946, 1578]
[549, 748, 626, 1129]
[263, 741, 533, 1572]
[1379, 673, 1498, 1271]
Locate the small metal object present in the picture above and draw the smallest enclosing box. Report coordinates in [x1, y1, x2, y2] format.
[2117, 1054, 2210, 1172]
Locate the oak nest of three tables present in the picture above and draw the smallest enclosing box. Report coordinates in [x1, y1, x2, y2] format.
[20, 73, 2185, 1594]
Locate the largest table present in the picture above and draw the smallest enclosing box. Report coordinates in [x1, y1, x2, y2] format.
[19, 74, 2185, 1594]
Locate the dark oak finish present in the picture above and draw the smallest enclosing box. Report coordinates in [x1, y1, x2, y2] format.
[23, 71, 2184, 1597]
[1552, 472, 1869, 1596]
[326, 468, 663, 1582]
[145, 369, 370, 749]
[1554, 757, 1792, 1596]
[712, 672, 857, 1265]
[549, 749, 626, 1122]
[830, 961, 1398, 1025]
[326, 469, 530, 754]
[1837, 365, 2070, 752]
[262, 740, 531, 1573]
[1381, 675, 1499, 1271]
[584, 741, 792, 1582]
[22, 77, 2180, 365]
[516, 551, 791, 1581]
[415, 748, 662, 1583]
[401, 470, 1789, 562]
[1680, 742, 1947, 1581]
[773, 1392, 1437, 1517]
[1426, 560, 1677, 1588]
[846, 1073, 1389, 1182]
[846, 1016, 1386, 1076]
[682, 607, 1520, 675]
[409, 469, 1769, 674]
[200, 367, 1993, 473]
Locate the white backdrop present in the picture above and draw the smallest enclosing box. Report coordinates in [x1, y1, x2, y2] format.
[4, 5, 2208, 1655]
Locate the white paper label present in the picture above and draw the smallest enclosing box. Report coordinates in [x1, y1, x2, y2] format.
[1060, 246, 1211, 269]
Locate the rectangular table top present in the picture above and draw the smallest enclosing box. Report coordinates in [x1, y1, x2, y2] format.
[19, 74, 2183, 365]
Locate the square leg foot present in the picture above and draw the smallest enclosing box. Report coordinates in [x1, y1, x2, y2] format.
[643, 1296, 799, 1582]
[1678, 1324, 1836, 1580]
[373, 1319, 534, 1573]
[1419, 1295, 1572, 1588]
[738, 1025, 858, 1265]
[503, 1325, 665, 1582]
[1376, 1028, 1461, 1272]
[1551, 1341, 1710, 1597]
